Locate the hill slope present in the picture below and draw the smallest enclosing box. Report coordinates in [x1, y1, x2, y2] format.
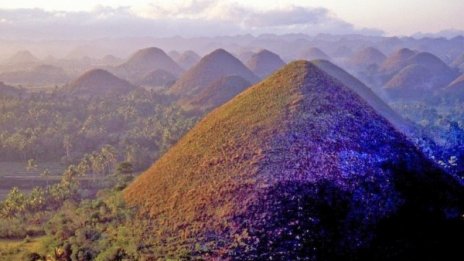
[125, 61, 463, 260]
[246, 49, 285, 78]
[169, 49, 259, 97]
[67, 69, 135, 97]
[312, 59, 413, 133]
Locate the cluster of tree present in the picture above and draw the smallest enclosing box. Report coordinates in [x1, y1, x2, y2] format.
[0, 152, 142, 259]
[0, 89, 197, 171]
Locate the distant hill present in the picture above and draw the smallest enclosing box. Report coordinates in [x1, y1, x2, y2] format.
[348, 47, 386, 68]
[114, 47, 183, 82]
[5, 50, 40, 65]
[67, 69, 135, 97]
[0, 64, 69, 88]
[300, 47, 330, 60]
[136, 69, 177, 89]
[246, 49, 286, 78]
[179, 75, 251, 112]
[175, 50, 201, 70]
[169, 48, 259, 97]
[125, 61, 463, 260]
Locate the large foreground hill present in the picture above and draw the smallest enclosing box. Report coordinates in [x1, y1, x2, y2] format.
[125, 61, 463, 259]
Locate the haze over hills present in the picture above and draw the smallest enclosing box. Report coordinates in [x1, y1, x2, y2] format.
[0, 64, 70, 88]
[169, 48, 259, 97]
[245, 49, 286, 78]
[175, 50, 201, 70]
[113, 47, 184, 83]
[66, 68, 135, 97]
[348, 47, 387, 69]
[300, 47, 331, 61]
[125, 61, 463, 259]
[5, 50, 40, 66]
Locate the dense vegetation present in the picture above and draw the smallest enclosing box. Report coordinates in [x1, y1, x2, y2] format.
[391, 100, 464, 178]
[0, 86, 198, 259]
[0, 89, 196, 170]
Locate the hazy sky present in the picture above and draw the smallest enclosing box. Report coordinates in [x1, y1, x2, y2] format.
[0, 0, 463, 39]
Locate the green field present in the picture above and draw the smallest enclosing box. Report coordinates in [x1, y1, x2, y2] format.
[0, 161, 66, 200]
[0, 236, 46, 260]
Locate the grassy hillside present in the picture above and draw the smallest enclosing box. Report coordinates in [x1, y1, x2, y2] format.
[125, 61, 463, 259]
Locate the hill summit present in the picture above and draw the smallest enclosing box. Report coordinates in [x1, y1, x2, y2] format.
[67, 69, 135, 97]
[125, 61, 463, 260]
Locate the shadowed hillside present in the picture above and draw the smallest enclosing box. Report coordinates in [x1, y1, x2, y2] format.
[180, 75, 251, 112]
[125, 61, 463, 260]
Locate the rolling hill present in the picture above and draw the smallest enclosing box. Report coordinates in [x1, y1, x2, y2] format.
[383, 52, 458, 98]
[114, 47, 183, 82]
[67, 69, 135, 97]
[168, 48, 259, 97]
[384, 64, 433, 98]
[125, 61, 463, 260]
[246, 49, 286, 78]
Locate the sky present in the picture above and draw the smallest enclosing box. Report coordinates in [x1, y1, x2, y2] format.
[0, 0, 463, 39]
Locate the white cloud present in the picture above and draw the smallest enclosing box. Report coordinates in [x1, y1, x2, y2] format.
[0, 2, 383, 40]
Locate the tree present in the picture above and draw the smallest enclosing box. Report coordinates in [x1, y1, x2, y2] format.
[26, 158, 38, 172]
[116, 162, 133, 174]
[41, 168, 51, 186]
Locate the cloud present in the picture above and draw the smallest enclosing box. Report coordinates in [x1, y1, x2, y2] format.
[0, 2, 383, 40]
